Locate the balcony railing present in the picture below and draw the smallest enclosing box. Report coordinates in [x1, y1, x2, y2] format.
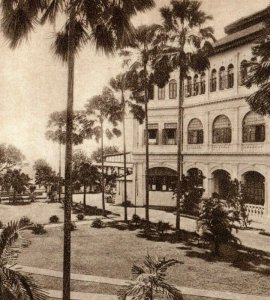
[245, 204, 265, 220]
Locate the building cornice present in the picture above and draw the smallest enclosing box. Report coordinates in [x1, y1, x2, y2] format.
[132, 151, 270, 157]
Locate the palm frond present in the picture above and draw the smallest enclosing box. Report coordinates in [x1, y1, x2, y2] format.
[40, 0, 63, 24]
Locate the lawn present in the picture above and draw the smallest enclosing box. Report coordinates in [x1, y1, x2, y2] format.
[18, 223, 270, 297]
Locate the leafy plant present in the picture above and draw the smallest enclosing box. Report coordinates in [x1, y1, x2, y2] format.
[19, 216, 31, 227]
[155, 221, 172, 239]
[0, 220, 47, 299]
[49, 215, 59, 223]
[131, 214, 141, 227]
[32, 224, 47, 235]
[0, 221, 3, 229]
[198, 198, 240, 256]
[91, 218, 104, 229]
[118, 254, 183, 300]
[77, 213, 84, 221]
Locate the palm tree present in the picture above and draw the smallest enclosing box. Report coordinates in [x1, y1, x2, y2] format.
[118, 254, 183, 300]
[0, 220, 47, 299]
[121, 24, 162, 222]
[244, 17, 270, 115]
[110, 72, 145, 222]
[85, 87, 122, 216]
[1, 1, 155, 298]
[154, 0, 215, 232]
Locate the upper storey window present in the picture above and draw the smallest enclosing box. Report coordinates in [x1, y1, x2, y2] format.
[158, 87, 165, 100]
[210, 69, 217, 92]
[213, 115, 231, 143]
[185, 76, 192, 97]
[162, 123, 177, 145]
[227, 64, 234, 88]
[193, 74, 199, 96]
[219, 67, 226, 90]
[169, 80, 177, 99]
[188, 118, 204, 144]
[146, 124, 159, 145]
[243, 111, 265, 143]
[240, 60, 248, 85]
[200, 72, 206, 94]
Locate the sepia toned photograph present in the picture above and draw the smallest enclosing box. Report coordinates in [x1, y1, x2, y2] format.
[0, 0, 269, 299]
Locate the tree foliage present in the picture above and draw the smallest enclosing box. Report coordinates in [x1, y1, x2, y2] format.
[91, 146, 120, 163]
[0, 220, 48, 299]
[118, 254, 183, 300]
[0, 144, 25, 173]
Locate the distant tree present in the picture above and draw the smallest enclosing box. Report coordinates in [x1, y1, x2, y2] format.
[72, 150, 100, 211]
[2, 169, 31, 203]
[33, 159, 59, 194]
[0, 144, 25, 174]
[85, 87, 122, 215]
[118, 254, 183, 300]
[91, 146, 120, 163]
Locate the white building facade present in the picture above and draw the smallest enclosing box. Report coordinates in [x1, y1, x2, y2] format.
[129, 8, 270, 225]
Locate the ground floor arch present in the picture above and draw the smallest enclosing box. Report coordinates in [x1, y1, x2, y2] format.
[241, 171, 265, 206]
[212, 169, 231, 199]
[148, 167, 177, 192]
[187, 168, 204, 187]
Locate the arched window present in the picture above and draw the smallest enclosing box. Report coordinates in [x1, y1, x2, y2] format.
[188, 118, 203, 144]
[227, 64, 234, 88]
[193, 74, 199, 96]
[242, 171, 265, 205]
[219, 66, 226, 90]
[200, 72, 206, 94]
[158, 86, 165, 100]
[210, 69, 217, 92]
[243, 111, 265, 142]
[240, 60, 248, 85]
[213, 115, 231, 143]
[169, 80, 177, 99]
[185, 76, 192, 97]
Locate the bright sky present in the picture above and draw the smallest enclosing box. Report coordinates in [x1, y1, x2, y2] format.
[0, 0, 268, 174]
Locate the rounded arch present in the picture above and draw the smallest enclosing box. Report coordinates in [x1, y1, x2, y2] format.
[212, 115, 232, 143]
[188, 118, 203, 144]
[227, 64, 234, 88]
[148, 167, 177, 192]
[186, 76, 192, 97]
[219, 66, 226, 90]
[211, 169, 231, 199]
[210, 69, 217, 92]
[169, 79, 177, 99]
[241, 171, 265, 206]
[240, 59, 248, 84]
[193, 74, 199, 95]
[187, 168, 204, 186]
[200, 72, 206, 94]
[242, 111, 265, 143]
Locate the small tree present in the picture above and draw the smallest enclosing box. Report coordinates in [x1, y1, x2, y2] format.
[0, 144, 25, 174]
[198, 198, 240, 256]
[118, 254, 183, 300]
[2, 169, 31, 203]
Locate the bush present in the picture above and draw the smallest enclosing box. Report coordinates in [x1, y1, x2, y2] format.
[131, 214, 141, 226]
[77, 213, 84, 221]
[0, 221, 3, 229]
[63, 222, 77, 231]
[19, 216, 32, 227]
[49, 215, 59, 223]
[121, 200, 134, 207]
[32, 224, 46, 235]
[91, 218, 104, 229]
[155, 221, 171, 239]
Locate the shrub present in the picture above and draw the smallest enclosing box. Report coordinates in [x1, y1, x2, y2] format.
[77, 213, 84, 221]
[198, 198, 240, 256]
[63, 222, 77, 231]
[0, 221, 3, 229]
[91, 218, 104, 229]
[121, 200, 134, 207]
[155, 221, 171, 239]
[131, 214, 141, 226]
[19, 216, 31, 227]
[49, 215, 59, 223]
[32, 224, 46, 235]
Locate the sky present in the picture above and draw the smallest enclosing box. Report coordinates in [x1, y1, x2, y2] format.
[0, 0, 269, 174]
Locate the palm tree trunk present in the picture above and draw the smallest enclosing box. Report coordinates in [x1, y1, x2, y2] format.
[101, 120, 106, 216]
[63, 7, 76, 300]
[83, 184, 86, 212]
[144, 62, 150, 222]
[58, 125, 62, 202]
[176, 68, 184, 233]
[122, 89, 128, 222]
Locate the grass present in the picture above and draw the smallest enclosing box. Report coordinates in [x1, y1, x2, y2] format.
[18, 224, 270, 297]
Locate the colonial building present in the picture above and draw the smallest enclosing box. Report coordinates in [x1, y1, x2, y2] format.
[127, 7, 270, 225]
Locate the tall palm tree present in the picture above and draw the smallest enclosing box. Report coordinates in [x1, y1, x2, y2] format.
[0, 220, 47, 299]
[110, 72, 145, 222]
[85, 87, 122, 216]
[121, 24, 162, 222]
[244, 17, 270, 114]
[154, 0, 215, 232]
[118, 254, 183, 300]
[1, 1, 155, 298]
